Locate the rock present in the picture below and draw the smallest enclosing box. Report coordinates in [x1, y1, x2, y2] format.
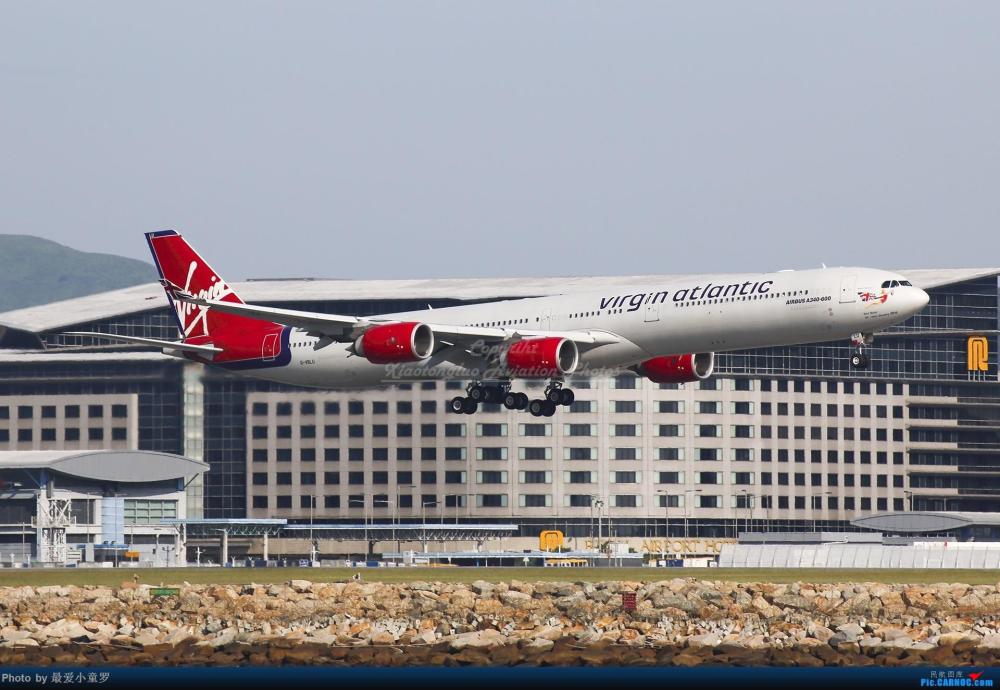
[835, 622, 865, 641]
[772, 594, 812, 611]
[687, 633, 722, 648]
[448, 629, 506, 651]
[39, 620, 90, 641]
[499, 591, 532, 606]
[471, 581, 495, 596]
[522, 637, 554, 652]
[288, 580, 313, 593]
[880, 636, 914, 650]
[209, 628, 238, 648]
[809, 626, 835, 643]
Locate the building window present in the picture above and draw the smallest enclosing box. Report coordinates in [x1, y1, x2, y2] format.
[519, 494, 551, 508]
[477, 494, 508, 508]
[612, 495, 639, 508]
[476, 471, 507, 484]
[123, 499, 177, 525]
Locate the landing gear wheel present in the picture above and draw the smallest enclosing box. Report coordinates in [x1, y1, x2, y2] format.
[545, 388, 562, 404]
[559, 388, 575, 406]
[503, 392, 519, 410]
[542, 401, 557, 417]
[449, 396, 466, 414]
[468, 385, 485, 403]
[516, 393, 530, 410]
[528, 399, 545, 417]
[483, 386, 500, 403]
[850, 353, 869, 369]
[461, 398, 478, 414]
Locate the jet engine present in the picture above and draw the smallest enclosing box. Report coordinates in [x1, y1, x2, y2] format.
[506, 337, 579, 377]
[634, 352, 715, 384]
[354, 322, 435, 364]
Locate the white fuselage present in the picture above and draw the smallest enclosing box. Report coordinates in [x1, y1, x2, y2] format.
[252, 266, 929, 389]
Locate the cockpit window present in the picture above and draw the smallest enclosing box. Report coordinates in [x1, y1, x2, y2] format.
[890, 280, 899, 288]
[881, 280, 891, 288]
[900, 280, 912, 286]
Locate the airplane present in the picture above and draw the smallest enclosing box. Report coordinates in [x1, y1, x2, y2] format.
[67, 230, 930, 417]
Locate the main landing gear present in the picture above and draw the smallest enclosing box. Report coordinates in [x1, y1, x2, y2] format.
[448, 381, 576, 416]
[850, 332, 873, 369]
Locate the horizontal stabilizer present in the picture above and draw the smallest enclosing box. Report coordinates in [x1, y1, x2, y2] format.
[62, 332, 223, 355]
[176, 296, 360, 337]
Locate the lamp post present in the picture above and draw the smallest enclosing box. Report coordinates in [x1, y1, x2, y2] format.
[812, 491, 833, 533]
[348, 498, 368, 559]
[593, 497, 605, 555]
[421, 499, 439, 553]
[398, 484, 415, 555]
[373, 497, 395, 562]
[656, 490, 671, 562]
[759, 494, 769, 544]
[904, 490, 913, 512]
[309, 494, 316, 563]
[683, 489, 702, 540]
[739, 489, 753, 538]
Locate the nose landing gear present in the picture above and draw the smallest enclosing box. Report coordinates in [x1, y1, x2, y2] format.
[850, 332, 873, 369]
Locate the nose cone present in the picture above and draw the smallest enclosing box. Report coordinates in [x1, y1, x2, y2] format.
[912, 287, 930, 312]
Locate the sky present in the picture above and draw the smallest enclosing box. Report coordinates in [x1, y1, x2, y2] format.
[1, 2, 999, 280]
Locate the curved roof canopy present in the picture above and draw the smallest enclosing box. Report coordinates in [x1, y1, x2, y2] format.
[851, 511, 1000, 533]
[0, 450, 207, 483]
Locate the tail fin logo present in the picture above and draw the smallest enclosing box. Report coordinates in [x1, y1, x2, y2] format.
[171, 260, 236, 338]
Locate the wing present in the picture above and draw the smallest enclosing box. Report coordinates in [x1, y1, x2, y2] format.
[61, 332, 222, 355]
[178, 296, 620, 348]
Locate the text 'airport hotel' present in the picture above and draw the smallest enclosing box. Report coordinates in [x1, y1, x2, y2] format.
[0, 268, 998, 547]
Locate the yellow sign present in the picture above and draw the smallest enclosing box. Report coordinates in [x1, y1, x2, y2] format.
[539, 530, 564, 551]
[968, 336, 989, 372]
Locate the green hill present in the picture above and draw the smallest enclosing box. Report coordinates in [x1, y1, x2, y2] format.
[0, 235, 156, 312]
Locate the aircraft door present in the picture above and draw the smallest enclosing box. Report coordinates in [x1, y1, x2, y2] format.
[644, 302, 660, 322]
[262, 332, 279, 361]
[839, 275, 857, 303]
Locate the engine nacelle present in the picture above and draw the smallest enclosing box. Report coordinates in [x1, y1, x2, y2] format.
[635, 352, 715, 384]
[355, 322, 434, 364]
[506, 337, 579, 378]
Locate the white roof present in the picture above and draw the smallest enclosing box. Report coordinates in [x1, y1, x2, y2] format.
[0, 450, 207, 482]
[0, 267, 995, 334]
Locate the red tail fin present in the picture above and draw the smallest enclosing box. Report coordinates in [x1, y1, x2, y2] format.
[145, 230, 275, 341]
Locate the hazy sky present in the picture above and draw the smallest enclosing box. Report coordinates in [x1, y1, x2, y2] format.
[1, 2, 999, 280]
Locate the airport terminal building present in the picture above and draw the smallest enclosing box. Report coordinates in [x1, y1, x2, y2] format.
[0, 268, 998, 551]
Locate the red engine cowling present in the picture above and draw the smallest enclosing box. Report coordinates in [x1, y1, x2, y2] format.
[635, 352, 715, 384]
[506, 337, 579, 378]
[355, 322, 435, 364]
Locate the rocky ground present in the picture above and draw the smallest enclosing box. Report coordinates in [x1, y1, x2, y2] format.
[2, 578, 1000, 666]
